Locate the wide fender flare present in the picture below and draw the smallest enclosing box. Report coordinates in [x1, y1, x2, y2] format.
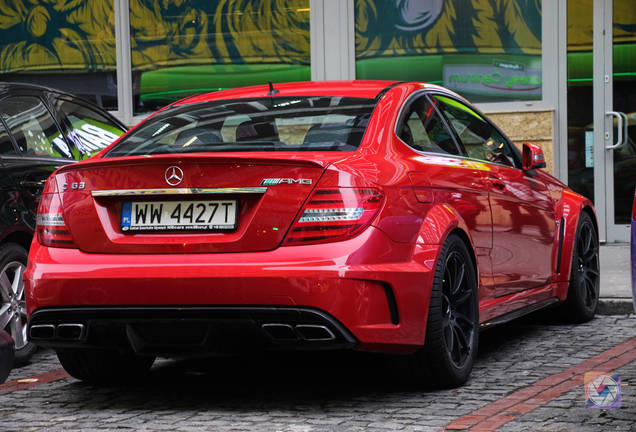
[414, 203, 479, 273]
[554, 190, 597, 298]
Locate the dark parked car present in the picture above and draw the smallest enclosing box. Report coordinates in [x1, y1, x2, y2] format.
[0, 82, 126, 365]
[0, 331, 14, 384]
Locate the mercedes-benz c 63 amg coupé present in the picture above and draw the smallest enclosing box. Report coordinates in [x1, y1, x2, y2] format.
[24, 81, 600, 387]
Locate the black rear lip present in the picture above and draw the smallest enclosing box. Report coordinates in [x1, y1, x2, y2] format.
[28, 306, 358, 355]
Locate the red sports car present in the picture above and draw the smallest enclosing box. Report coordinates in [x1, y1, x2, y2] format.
[24, 81, 600, 387]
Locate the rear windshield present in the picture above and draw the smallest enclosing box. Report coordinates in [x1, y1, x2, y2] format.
[106, 96, 377, 157]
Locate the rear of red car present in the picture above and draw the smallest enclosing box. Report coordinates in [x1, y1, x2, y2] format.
[25, 86, 434, 363]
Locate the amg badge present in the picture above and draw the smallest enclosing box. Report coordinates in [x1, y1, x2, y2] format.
[261, 178, 312, 186]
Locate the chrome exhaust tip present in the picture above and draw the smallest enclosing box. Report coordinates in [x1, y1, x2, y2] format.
[261, 323, 298, 341]
[56, 323, 85, 340]
[29, 324, 56, 340]
[295, 324, 336, 341]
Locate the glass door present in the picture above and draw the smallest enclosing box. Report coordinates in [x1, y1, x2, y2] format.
[595, 0, 636, 242]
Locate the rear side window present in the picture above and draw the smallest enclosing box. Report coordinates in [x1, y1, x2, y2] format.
[106, 96, 376, 157]
[0, 96, 70, 159]
[0, 120, 17, 155]
[56, 99, 125, 157]
[432, 95, 519, 168]
[397, 95, 460, 155]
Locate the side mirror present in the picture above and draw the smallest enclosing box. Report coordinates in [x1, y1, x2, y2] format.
[522, 142, 546, 171]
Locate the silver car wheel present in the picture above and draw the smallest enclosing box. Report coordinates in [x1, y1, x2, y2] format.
[0, 261, 28, 350]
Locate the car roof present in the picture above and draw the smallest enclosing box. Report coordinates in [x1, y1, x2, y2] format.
[0, 81, 126, 131]
[174, 80, 465, 107]
[0, 81, 73, 97]
[174, 80, 401, 105]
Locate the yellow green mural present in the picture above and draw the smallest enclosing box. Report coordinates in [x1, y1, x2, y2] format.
[0, 0, 633, 107]
[355, 0, 543, 102]
[0, 0, 309, 73]
[0, 0, 117, 72]
[0, 0, 310, 110]
[355, 0, 541, 58]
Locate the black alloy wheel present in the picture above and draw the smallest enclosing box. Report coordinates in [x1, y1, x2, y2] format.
[407, 234, 479, 388]
[563, 212, 599, 322]
[440, 250, 476, 369]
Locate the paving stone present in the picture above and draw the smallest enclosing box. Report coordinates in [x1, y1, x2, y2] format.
[0, 315, 634, 431]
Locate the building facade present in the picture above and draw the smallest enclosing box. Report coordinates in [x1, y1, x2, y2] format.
[0, 0, 634, 242]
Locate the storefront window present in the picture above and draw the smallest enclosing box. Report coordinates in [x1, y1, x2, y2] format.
[566, 0, 594, 201]
[0, 0, 118, 110]
[130, 0, 311, 115]
[354, 0, 542, 103]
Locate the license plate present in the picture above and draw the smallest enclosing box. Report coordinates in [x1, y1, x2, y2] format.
[121, 200, 237, 232]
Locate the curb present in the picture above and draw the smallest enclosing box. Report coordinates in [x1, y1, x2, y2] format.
[597, 298, 634, 315]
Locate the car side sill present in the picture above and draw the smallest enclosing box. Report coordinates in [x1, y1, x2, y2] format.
[479, 297, 560, 330]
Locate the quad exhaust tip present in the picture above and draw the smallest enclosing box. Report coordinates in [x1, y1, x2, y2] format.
[261, 323, 297, 341]
[295, 324, 336, 341]
[261, 323, 336, 342]
[29, 323, 85, 341]
[29, 324, 56, 340]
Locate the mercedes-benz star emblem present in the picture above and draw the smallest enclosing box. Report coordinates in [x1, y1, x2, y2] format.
[165, 166, 183, 186]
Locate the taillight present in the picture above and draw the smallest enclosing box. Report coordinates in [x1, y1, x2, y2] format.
[284, 188, 384, 245]
[36, 181, 76, 248]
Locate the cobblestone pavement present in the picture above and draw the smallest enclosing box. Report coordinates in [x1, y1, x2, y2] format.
[0, 313, 634, 431]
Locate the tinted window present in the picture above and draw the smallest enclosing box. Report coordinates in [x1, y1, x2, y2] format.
[397, 96, 459, 155]
[433, 95, 518, 168]
[56, 99, 124, 157]
[106, 97, 376, 157]
[0, 121, 17, 155]
[0, 96, 70, 158]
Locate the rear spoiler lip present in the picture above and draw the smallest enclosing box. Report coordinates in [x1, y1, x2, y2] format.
[53, 152, 350, 174]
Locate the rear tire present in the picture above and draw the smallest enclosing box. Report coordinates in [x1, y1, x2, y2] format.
[562, 212, 600, 322]
[0, 243, 37, 366]
[408, 234, 479, 388]
[56, 349, 155, 384]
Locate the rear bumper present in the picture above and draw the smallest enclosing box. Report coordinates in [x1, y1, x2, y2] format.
[26, 227, 439, 353]
[28, 306, 358, 355]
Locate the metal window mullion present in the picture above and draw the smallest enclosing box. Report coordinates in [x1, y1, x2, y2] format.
[556, 0, 568, 183]
[114, 0, 133, 125]
[310, 0, 354, 81]
[310, 0, 325, 81]
[592, 0, 609, 242]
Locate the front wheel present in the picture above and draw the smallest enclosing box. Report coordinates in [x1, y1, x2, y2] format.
[408, 234, 479, 388]
[561, 212, 600, 322]
[56, 349, 155, 384]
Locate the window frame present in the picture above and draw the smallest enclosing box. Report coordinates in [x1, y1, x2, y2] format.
[0, 94, 73, 161]
[393, 90, 464, 157]
[429, 91, 524, 170]
[54, 95, 127, 159]
[0, 111, 20, 157]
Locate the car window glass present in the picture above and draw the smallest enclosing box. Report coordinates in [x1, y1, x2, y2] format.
[397, 96, 459, 155]
[56, 99, 125, 158]
[433, 95, 518, 168]
[107, 97, 376, 157]
[0, 96, 70, 158]
[0, 121, 17, 155]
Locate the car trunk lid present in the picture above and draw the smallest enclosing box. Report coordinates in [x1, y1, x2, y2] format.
[54, 154, 333, 254]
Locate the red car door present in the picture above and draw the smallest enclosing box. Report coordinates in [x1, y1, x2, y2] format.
[396, 93, 496, 296]
[486, 164, 555, 294]
[432, 94, 555, 295]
